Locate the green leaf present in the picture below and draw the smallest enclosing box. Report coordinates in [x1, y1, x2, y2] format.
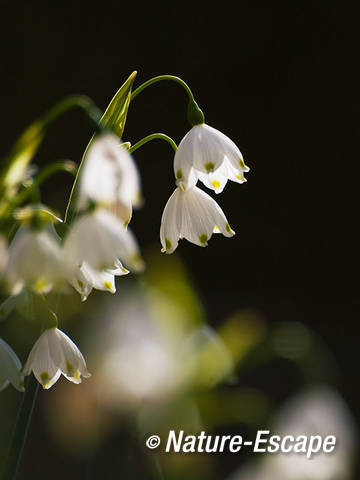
[99, 70, 137, 137]
[0, 121, 44, 197]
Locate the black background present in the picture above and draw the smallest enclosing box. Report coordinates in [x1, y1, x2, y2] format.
[0, 1, 359, 478]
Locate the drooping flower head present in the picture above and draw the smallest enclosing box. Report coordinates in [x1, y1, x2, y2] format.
[174, 123, 249, 193]
[0, 337, 25, 392]
[22, 327, 91, 389]
[160, 185, 234, 254]
[5, 211, 63, 294]
[77, 133, 142, 226]
[63, 208, 144, 273]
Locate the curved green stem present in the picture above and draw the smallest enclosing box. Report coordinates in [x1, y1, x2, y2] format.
[0, 96, 102, 219]
[1, 375, 39, 480]
[131, 75, 195, 102]
[129, 133, 177, 154]
[131, 75, 204, 126]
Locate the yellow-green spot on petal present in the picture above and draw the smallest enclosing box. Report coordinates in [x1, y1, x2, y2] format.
[199, 234, 208, 245]
[165, 238, 172, 250]
[66, 361, 74, 374]
[77, 279, 84, 288]
[204, 162, 215, 172]
[40, 371, 49, 382]
[225, 222, 232, 233]
[19, 380, 25, 388]
[124, 218, 130, 228]
[104, 281, 113, 291]
[34, 278, 49, 292]
[74, 370, 80, 380]
[121, 266, 127, 273]
[176, 169, 183, 180]
[239, 158, 246, 169]
[211, 179, 221, 189]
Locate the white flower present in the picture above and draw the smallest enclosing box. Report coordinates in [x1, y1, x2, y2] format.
[160, 186, 234, 253]
[0, 234, 8, 278]
[23, 327, 91, 389]
[0, 337, 25, 392]
[174, 123, 249, 193]
[68, 259, 129, 302]
[63, 208, 144, 273]
[5, 225, 63, 294]
[77, 133, 142, 225]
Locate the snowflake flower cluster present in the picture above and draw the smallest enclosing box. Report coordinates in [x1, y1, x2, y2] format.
[0, 73, 249, 391]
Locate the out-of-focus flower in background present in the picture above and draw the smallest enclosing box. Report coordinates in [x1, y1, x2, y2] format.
[228, 388, 357, 480]
[41, 253, 266, 459]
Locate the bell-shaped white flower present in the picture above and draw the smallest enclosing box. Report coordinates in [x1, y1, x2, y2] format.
[0, 234, 8, 278]
[5, 225, 63, 294]
[68, 259, 129, 302]
[77, 133, 142, 225]
[0, 337, 25, 392]
[174, 123, 249, 192]
[63, 208, 144, 273]
[22, 327, 91, 389]
[160, 186, 234, 253]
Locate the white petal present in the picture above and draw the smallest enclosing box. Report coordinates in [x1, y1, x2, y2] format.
[77, 134, 142, 219]
[0, 337, 25, 392]
[67, 264, 93, 301]
[23, 332, 61, 388]
[80, 262, 116, 294]
[160, 188, 182, 253]
[23, 328, 90, 389]
[191, 124, 229, 173]
[64, 209, 126, 269]
[179, 187, 235, 246]
[173, 135, 198, 190]
[54, 329, 90, 382]
[5, 226, 63, 294]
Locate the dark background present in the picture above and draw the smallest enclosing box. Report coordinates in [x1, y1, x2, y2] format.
[0, 1, 359, 478]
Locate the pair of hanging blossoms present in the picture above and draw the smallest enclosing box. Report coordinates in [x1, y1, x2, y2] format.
[160, 122, 249, 253]
[0, 72, 249, 392]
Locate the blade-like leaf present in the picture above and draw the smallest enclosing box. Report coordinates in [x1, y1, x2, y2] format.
[100, 70, 137, 137]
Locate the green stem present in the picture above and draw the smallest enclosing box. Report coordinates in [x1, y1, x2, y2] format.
[63, 140, 93, 225]
[129, 133, 177, 154]
[131, 75, 195, 102]
[131, 75, 204, 126]
[1, 375, 39, 480]
[0, 96, 102, 219]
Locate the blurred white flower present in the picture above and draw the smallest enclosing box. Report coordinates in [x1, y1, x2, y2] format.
[228, 388, 357, 480]
[0, 234, 8, 277]
[23, 327, 91, 389]
[174, 124, 249, 192]
[0, 337, 25, 392]
[63, 208, 144, 273]
[92, 288, 232, 408]
[77, 133, 142, 225]
[5, 225, 62, 294]
[160, 186, 234, 253]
